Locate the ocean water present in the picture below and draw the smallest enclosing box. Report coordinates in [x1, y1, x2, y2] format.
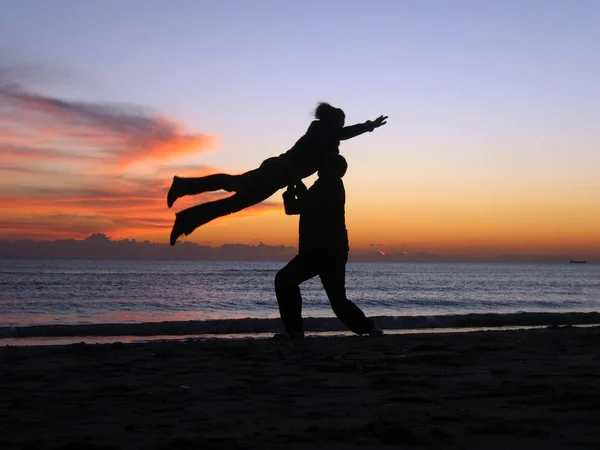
[1, 259, 599, 340]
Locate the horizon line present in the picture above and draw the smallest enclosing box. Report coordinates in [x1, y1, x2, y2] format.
[0, 233, 595, 264]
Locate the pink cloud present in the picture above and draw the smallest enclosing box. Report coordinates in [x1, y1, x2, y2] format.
[1, 66, 216, 169]
[0, 63, 280, 242]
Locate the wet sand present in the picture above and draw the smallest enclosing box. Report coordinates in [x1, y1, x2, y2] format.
[2, 326, 600, 449]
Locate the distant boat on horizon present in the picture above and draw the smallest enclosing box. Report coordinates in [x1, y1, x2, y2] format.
[569, 260, 587, 264]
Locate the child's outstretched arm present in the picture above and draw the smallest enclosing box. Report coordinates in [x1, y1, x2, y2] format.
[339, 115, 388, 141]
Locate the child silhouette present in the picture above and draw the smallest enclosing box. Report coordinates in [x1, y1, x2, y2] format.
[168, 102, 387, 245]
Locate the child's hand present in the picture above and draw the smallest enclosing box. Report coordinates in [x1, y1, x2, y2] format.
[372, 115, 388, 128]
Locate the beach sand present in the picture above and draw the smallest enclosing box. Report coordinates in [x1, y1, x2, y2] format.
[2, 326, 600, 449]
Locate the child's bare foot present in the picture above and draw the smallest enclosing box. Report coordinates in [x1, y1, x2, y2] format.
[167, 176, 181, 208]
[169, 215, 188, 246]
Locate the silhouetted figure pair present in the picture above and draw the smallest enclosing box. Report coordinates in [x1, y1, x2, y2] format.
[167, 103, 387, 245]
[274, 155, 382, 339]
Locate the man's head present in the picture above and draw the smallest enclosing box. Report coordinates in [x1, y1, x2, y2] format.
[318, 154, 348, 179]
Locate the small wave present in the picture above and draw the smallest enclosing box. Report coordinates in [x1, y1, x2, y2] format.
[1, 311, 599, 339]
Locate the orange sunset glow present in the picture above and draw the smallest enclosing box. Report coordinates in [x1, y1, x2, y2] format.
[1, 72, 599, 261]
[0, 78, 281, 245]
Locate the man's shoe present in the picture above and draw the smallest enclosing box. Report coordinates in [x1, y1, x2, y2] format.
[368, 325, 384, 337]
[273, 329, 305, 340]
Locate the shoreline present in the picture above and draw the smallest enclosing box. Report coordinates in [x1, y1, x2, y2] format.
[2, 310, 600, 341]
[0, 324, 582, 347]
[2, 326, 600, 449]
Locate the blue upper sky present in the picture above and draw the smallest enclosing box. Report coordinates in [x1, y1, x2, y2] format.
[1, 0, 599, 196]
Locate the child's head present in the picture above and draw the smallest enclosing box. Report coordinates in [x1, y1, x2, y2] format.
[318, 154, 348, 179]
[314, 102, 345, 129]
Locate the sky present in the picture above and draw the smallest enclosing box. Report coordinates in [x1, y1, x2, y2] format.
[0, 0, 599, 259]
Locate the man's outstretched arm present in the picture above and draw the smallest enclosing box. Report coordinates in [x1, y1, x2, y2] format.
[339, 115, 388, 140]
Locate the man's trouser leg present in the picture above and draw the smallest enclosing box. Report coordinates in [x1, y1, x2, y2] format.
[275, 253, 319, 334]
[319, 251, 375, 335]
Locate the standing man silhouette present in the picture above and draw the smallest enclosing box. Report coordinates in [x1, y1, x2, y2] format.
[274, 154, 383, 339]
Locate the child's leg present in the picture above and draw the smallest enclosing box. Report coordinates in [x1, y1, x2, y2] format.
[179, 174, 238, 193]
[274, 253, 319, 335]
[318, 252, 376, 335]
[170, 194, 249, 245]
[169, 185, 277, 245]
[167, 157, 288, 208]
[167, 173, 239, 208]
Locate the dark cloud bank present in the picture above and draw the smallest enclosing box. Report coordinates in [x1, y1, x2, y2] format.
[0, 234, 581, 263]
